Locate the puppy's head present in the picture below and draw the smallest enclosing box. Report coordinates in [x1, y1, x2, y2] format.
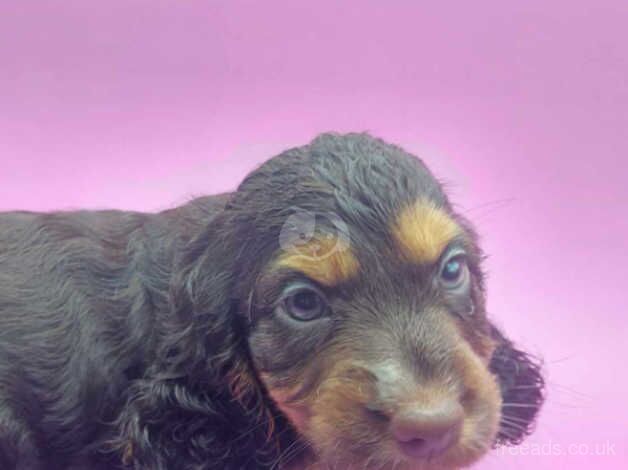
[210, 133, 543, 469]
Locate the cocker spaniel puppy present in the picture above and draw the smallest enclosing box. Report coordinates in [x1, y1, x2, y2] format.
[0, 133, 543, 470]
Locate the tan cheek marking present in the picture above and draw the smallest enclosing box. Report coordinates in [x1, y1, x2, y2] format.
[392, 199, 461, 264]
[306, 363, 381, 455]
[454, 342, 502, 448]
[274, 236, 359, 286]
[474, 334, 498, 364]
[259, 373, 312, 431]
[122, 442, 133, 465]
[454, 319, 498, 365]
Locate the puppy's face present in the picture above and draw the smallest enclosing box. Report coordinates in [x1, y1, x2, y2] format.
[229, 134, 542, 469]
[248, 199, 498, 470]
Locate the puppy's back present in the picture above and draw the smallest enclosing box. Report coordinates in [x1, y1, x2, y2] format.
[0, 209, 155, 450]
[0, 195, 228, 457]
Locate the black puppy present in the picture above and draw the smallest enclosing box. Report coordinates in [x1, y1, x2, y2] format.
[0, 133, 543, 469]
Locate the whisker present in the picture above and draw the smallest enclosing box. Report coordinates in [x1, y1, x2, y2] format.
[500, 419, 528, 431]
[241, 417, 303, 469]
[502, 403, 542, 408]
[459, 198, 515, 215]
[222, 409, 284, 447]
[497, 427, 524, 440]
[271, 438, 309, 470]
[506, 384, 545, 390]
[547, 380, 592, 399]
[500, 414, 534, 424]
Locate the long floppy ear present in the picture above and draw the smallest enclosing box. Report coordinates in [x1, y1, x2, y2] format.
[160, 212, 247, 381]
[114, 212, 273, 468]
[489, 324, 545, 446]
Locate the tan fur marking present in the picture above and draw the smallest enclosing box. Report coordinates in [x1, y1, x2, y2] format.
[454, 342, 502, 455]
[122, 442, 133, 465]
[392, 199, 461, 264]
[275, 236, 359, 286]
[226, 360, 255, 405]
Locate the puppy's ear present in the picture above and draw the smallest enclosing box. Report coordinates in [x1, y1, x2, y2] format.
[161, 211, 247, 381]
[116, 211, 269, 467]
[489, 324, 545, 446]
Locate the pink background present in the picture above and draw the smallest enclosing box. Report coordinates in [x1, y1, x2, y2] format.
[1, 1, 626, 468]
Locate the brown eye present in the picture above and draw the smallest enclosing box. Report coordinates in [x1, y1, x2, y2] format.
[283, 286, 327, 321]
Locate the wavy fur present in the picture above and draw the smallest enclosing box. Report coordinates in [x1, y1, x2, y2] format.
[0, 133, 543, 469]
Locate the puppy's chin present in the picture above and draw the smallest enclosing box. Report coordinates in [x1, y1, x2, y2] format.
[282, 446, 474, 470]
[286, 455, 462, 470]
[278, 417, 498, 470]
[270, 387, 501, 470]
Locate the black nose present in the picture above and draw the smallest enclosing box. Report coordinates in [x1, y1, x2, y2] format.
[390, 402, 463, 459]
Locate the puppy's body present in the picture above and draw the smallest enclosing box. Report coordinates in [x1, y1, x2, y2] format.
[0, 196, 232, 468]
[0, 134, 543, 470]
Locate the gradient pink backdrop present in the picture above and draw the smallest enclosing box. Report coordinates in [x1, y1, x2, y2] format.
[1, 1, 626, 468]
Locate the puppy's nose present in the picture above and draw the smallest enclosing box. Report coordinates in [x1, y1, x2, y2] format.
[390, 402, 463, 459]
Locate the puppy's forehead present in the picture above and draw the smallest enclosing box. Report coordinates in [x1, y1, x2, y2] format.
[274, 199, 460, 286]
[275, 234, 360, 287]
[238, 133, 461, 282]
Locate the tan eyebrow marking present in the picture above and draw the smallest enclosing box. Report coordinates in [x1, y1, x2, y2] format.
[392, 199, 461, 264]
[274, 235, 359, 286]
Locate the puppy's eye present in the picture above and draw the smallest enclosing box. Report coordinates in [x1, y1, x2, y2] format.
[283, 286, 327, 321]
[439, 254, 468, 288]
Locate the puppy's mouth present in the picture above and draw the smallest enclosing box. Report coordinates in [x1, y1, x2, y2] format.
[265, 364, 502, 470]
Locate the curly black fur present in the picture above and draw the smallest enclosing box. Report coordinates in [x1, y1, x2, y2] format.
[0, 133, 543, 469]
[489, 325, 545, 446]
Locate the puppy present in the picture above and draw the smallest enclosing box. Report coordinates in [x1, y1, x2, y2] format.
[0, 133, 543, 469]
